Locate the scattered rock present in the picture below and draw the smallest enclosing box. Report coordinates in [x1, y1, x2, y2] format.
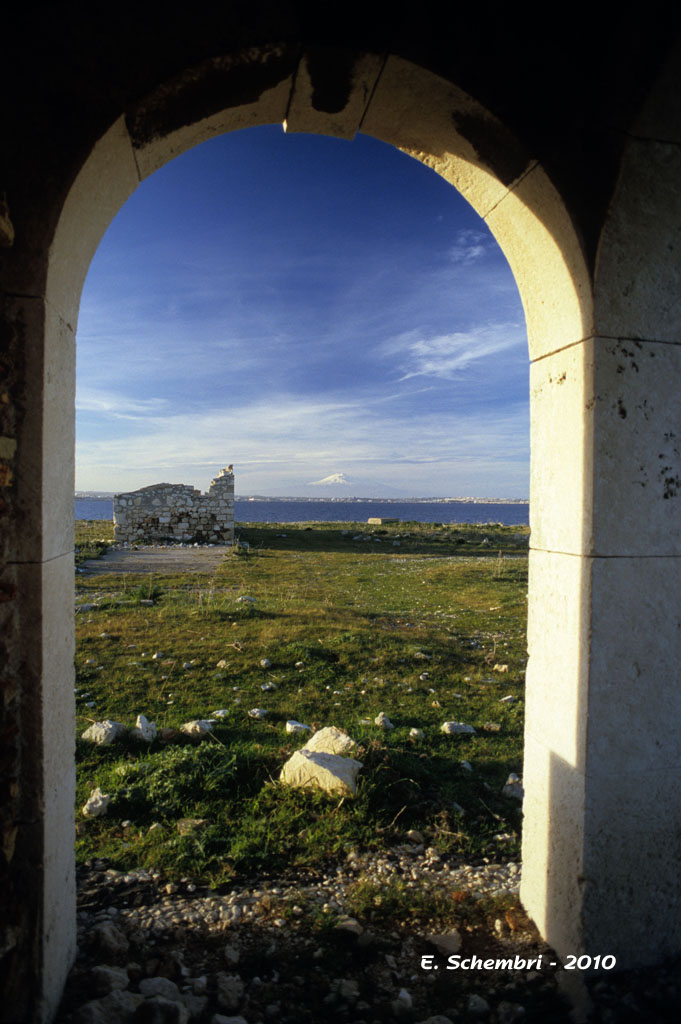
[215, 973, 244, 1012]
[82, 788, 111, 818]
[334, 916, 364, 936]
[81, 720, 127, 745]
[139, 978, 182, 1001]
[73, 989, 143, 1023]
[416, 1017, 456, 1024]
[500, 694, 516, 703]
[409, 728, 424, 740]
[413, 651, 431, 660]
[212, 709, 229, 718]
[497, 1000, 526, 1023]
[236, 596, 255, 604]
[460, 760, 473, 772]
[90, 965, 129, 995]
[303, 726, 356, 755]
[406, 829, 424, 844]
[502, 773, 524, 800]
[247, 708, 268, 720]
[493, 664, 509, 673]
[280, 749, 363, 796]
[175, 818, 209, 836]
[374, 712, 394, 729]
[285, 720, 311, 735]
[91, 921, 130, 957]
[179, 720, 214, 738]
[467, 993, 490, 1014]
[216, 660, 229, 669]
[223, 944, 240, 966]
[130, 715, 157, 742]
[440, 722, 476, 735]
[426, 929, 462, 955]
[134, 995, 189, 1023]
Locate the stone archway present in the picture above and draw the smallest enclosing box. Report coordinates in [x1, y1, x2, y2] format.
[4, 35, 681, 1023]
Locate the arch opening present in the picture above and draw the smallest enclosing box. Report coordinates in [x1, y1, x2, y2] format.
[7, 48, 625, 1023]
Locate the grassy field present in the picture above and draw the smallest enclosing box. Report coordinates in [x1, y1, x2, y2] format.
[74, 519, 528, 889]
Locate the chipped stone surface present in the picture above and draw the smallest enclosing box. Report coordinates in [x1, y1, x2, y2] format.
[440, 722, 476, 735]
[303, 725, 356, 754]
[279, 749, 363, 796]
[81, 721, 127, 745]
[82, 788, 111, 818]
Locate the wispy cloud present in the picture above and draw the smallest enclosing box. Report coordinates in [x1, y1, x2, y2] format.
[380, 323, 525, 381]
[447, 228, 489, 265]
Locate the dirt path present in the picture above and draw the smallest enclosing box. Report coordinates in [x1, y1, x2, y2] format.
[80, 545, 232, 575]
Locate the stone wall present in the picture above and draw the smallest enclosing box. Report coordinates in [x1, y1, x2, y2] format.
[114, 467, 234, 544]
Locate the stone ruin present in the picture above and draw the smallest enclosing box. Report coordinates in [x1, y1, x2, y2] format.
[113, 466, 234, 544]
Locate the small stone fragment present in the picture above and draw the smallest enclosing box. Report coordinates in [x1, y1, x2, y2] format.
[90, 965, 129, 995]
[374, 711, 394, 729]
[493, 664, 509, 673]
[440, 721, 476, 735]
[216, 659, 229, 669]
[82, 787, 111, 818]
[259, 658, 271, 669]
[467, 993, 490, 1015]
[247, 708, 268, 719]
[216, 972, 244, 1011]
[134, 995, 189, 1023]
[502, 773, 524, 800]
[91, 921, 130, 957]
[285, 720, 311, 735]
[334, 916, 364, 936]
[179, 720, 214, 738]
[426, 929, 462, 955]
[130, 714, 157, 742]
[81, 720, 127, 745]
[73, 989, 143, 1023]
[409, 728, 424, 740]
[139, 978, 182, 1001]
[500, 694, 516, 703]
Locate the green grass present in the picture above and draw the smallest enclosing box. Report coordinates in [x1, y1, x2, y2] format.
[74, 518, 528, 887]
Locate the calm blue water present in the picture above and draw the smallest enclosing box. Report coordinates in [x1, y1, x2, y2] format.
[75, 497, 529, 526]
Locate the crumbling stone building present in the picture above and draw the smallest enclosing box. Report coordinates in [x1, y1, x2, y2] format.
[3, 5, 681, 1021]
[113, 467, 235, 544]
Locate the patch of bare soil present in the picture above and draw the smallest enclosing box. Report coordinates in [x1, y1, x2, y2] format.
[80, 546, 232, 575]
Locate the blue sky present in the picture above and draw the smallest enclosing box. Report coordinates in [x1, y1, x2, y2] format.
[75, 125, 529, 497]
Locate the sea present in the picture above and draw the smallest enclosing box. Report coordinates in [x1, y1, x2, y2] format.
[75, 497, 529, 526]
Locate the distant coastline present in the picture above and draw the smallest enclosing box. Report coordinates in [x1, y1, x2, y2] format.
[76, 492, 528, 504]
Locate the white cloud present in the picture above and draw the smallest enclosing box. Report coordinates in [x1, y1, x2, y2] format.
[380, 323, 525, 381]
[448, 229, 489, 265]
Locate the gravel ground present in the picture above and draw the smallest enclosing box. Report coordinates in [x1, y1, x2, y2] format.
[79, 544, 233, 575]
[54, 849, 681, 1023]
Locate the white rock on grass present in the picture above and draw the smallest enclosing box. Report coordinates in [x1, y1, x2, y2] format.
[248, 708, 268, 720]
[494, 664, 510, 673]
[286, 720, 311, 735]
[180, 719, 214, 738]
[236, 595, 255, 604]
[130, 714, 157, 742]
[409, 728, 424, 740]
[259, 658, 271, 669]
[441, 721, 476, 735]
[213, 709, 229, 718]
[375, 712, 394, 730]
[500, 694, 516, 703]
[81, 720, 127, 745]
[303, 726, 356, 755]
[502, 773, 525, 800]
[82, 787, 111, 818]
[216, 659, 229, 670]
[280, 749, 363, 797]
